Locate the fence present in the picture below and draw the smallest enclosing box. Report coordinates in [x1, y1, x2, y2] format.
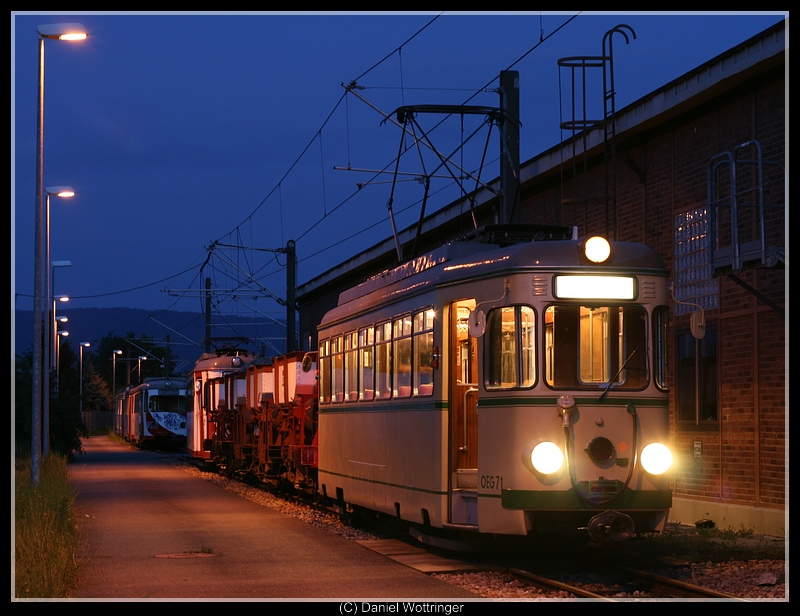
[82, 411, 114, 436]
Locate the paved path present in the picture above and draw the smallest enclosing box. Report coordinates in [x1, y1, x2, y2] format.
[69, 437, 479, 601]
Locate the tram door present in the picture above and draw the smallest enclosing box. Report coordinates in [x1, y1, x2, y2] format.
[449, 299, 479, 526]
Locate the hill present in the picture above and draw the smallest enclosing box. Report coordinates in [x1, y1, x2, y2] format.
[14, 307, 287, 369]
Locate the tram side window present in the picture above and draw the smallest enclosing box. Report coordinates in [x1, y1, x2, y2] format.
[344, 332, 358, 402]
[375, 322, 392, 399]
[677, 327, 718, 426]
[485, 306, 535, 390]
[331, 336, 344, 403]
[359, 327, 375, 401]
[654, 306, 669, 391]
[319, 339, 331, 404]
[393, 315, 412, 398]
[414, 309, 434, 396]
[545, 304, 647, 389]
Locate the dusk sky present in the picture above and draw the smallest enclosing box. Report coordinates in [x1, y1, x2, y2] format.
[12, 12, 787, 325]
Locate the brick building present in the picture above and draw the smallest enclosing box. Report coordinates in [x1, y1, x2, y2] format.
[298, 22, 786, 536]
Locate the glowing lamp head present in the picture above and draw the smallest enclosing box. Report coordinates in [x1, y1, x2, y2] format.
[641, 443, 673, 475]
[531, 441, 564, 474]
[37, 24, 88, 41]
[584, 236, 611, 263]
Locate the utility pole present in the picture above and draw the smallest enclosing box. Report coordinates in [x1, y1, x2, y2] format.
[499, 70, 520, 225]
[205, 277, 211, 353]
[165, 335, 171, 377]
[286, 240, 296, 353]
[190, 243, 296, 354]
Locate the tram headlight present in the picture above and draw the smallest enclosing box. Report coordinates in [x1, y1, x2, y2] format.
[584, 236, 611, 263]
[531, 441, 564, 474]
[641, 443, 672, 475]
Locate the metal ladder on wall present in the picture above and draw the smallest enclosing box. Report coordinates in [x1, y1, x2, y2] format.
[708, 139, 785, 314]
[558, 24, 642, 240]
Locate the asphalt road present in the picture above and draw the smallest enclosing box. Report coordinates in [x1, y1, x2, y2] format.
[68, 436, 480, 601]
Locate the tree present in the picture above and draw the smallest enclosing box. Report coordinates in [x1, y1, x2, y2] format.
[81, 362, 112, 413]
[14, 342, 87, 460]
[14, 352, 33, 458]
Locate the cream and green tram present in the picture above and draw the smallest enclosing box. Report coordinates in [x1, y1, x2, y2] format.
[316, 230, 672, 542]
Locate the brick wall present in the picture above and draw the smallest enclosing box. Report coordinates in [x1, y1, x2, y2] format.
[524, 68, 785, 511]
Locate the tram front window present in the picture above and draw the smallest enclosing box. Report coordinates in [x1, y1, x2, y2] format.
[545, 305, 647, 389]
[485, 306, 535, 390]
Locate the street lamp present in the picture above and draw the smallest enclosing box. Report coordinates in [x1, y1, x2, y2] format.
[44, 255, 72, 459]
[112, 350, 123, 404]
[135, 356, 148, 384]
[79, 341, 91, 424]
[53, 295, 69, 366]
[49, 258, 72, 366]
[56, 330, 69, 393]
[53, 296, 69, 395]
[32, 22, 87, 485]
[51, 294, 69, 380]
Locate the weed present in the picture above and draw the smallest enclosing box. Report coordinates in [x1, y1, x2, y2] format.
[14, 455, 80, 598]
[633, 522, 783, 562]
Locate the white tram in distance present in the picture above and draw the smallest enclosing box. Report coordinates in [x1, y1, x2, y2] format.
[114, 377, 189, 448]
[316, 225, 672, 543]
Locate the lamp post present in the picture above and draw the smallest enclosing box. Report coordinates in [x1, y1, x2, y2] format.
[56, 330, 69, 393]
[79, 341, 90, 425]
[32, 22, 87, 485]
[112, 350, 123, 404]
[135, 356, 148, 384]
[44, 254, 71, 459]
[49, 258, 72, 368]
[53, 296, 69, 371]
[46, 206, 73, 369]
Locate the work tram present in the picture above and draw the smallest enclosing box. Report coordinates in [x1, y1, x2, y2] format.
[190, 226, 673, 543]
[187, 348, 318, 492]
[115, 377, 189, 448]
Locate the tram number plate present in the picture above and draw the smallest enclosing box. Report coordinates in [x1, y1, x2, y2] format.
[480, 475, 503, 491]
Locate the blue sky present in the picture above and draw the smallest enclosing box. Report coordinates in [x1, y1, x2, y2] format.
[12, 11, 787, 322]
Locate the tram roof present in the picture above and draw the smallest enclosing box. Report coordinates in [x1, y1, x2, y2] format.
[319, 235, 667, 328]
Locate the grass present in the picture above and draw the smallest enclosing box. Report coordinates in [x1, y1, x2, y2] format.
[14, 455, 80, 598]
[105, 426, 128, 445]
[632, 522, 785, 562]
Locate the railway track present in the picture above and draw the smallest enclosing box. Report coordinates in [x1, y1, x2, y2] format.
[507, 568, 613, 599]
[600, 564, 743, 599]
[182, 456, 781, 600]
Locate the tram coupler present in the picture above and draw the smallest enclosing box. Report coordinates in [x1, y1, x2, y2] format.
[586, 510, 635, 543]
